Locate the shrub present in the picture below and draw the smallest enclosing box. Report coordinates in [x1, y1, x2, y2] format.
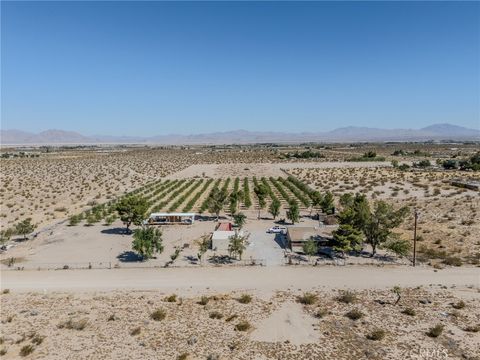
[443, 257, 463, 267]
[198, 296, 209, 306]
[297, 292, 317, 305]
[130, 327, 141, 336]
[209, 311, 223, 319]
[165, 294, 177, 303]
[2, 289, 10, 294]
[237, 294, 252, 304]
[58, 318, 88, 330]
[451, 300, 465, 309]
[463, 325, 480, 333]
[150, 309, 166, 321]
[315, 308, 328, 319]
[177, 353, 189, 360]
[20, 345, 34, 357]
[235, 320, 251, 331]
[31, 335, 44, 345]
[225, 314, 238, 322]
[345, 309, 364, 320]
[0, 348, 6, 356]
[427, 324, 444, 338]
[366, 329, 386, 341]
[337, 291, 356, 304]
[401, 308, 416, 316]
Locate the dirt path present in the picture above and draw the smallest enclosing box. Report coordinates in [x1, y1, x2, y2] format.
[2, 266, 478, 297]
[251, 301, 320, 345]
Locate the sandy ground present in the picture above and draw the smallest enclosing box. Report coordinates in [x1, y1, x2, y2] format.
[0, 286, 478, 360]
[250, 301, 321, 345]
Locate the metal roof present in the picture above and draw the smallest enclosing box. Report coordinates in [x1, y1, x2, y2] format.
[149, 213, 195, 217]
[212, 230, 236, 240]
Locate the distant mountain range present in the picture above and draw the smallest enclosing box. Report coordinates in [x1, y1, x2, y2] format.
[1, 123, 479, 145]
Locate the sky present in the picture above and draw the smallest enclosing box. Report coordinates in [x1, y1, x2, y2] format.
[1, 1, 479, 136]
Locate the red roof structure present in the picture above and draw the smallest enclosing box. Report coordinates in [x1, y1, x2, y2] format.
[216, 222, 233, 231]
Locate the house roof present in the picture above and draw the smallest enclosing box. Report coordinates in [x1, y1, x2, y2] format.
[149, 213, 195, 217]
[212, 230, 236, 240]
[287, 226, 333, 242]
[216, 222, 233, 231]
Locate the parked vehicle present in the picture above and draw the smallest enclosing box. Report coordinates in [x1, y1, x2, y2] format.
[267, 226, 286, 234]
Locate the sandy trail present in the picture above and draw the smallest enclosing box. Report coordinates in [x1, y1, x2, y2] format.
[251, 302, 320, 345]
[2, 266, 478, 297]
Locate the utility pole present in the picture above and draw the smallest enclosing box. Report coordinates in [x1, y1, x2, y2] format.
[413, 209, 419, 267]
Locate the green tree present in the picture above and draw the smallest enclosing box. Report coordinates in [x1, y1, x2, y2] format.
[68, 214, 81, 226]
[85, 213, 97, 226]
[320, 191, 335, 214]
[233, 212, 247, 229]
[383, 237, 411, 257]
[229, 190, 240, 215]
[208, 187, 228, 220]
[310, 191, 323, 216]
[0, 227, 15, 245]
[254, 184, 268, 219]
[338, 193, 370, 230]
[228, 232, 247, 260]
[286, 201, 300, 224]
[132, 226, 164, 260]
[15, 218, 35, 241]
[197, 234, 211, 264]
[337, 194, 408, 257]
[104, 214, 117, 226]
[364, 201, 408, 256]
[332, 224, 363, 256]
[442, 159, 458, 170]
[302, 238, 318, 263]
[116, 196, 148, 233]
[339, 193, 354, 209]
[268, 198, 281, 220]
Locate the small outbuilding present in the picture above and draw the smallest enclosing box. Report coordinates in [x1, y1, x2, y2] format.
[211, 222, 237, 251]
[211, 230, 236, 251]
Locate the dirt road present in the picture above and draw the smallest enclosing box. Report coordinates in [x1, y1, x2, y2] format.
[2, 266, 478, 297]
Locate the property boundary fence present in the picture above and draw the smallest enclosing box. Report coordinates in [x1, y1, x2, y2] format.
[1, 258, 267, 271]
[283, 256, 408, 267]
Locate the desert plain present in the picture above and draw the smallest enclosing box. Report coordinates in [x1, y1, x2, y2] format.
[1, 142, 479, 359]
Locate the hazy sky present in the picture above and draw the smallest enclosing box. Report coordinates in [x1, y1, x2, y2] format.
[2, 1, 479, 136]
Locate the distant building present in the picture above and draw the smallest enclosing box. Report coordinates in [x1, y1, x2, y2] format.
[286, 226, 333, 253]
[147, 212, 195, 225]
[450, 179, 480, 191]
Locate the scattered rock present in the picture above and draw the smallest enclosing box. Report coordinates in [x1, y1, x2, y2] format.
[187, 336, 197, 345]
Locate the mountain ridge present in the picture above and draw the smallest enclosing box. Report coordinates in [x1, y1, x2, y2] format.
[1, 123, 478, 145]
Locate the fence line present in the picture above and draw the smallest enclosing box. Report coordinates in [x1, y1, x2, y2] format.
[283, 256, 407, 267]
[1, 258, 267, 271]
